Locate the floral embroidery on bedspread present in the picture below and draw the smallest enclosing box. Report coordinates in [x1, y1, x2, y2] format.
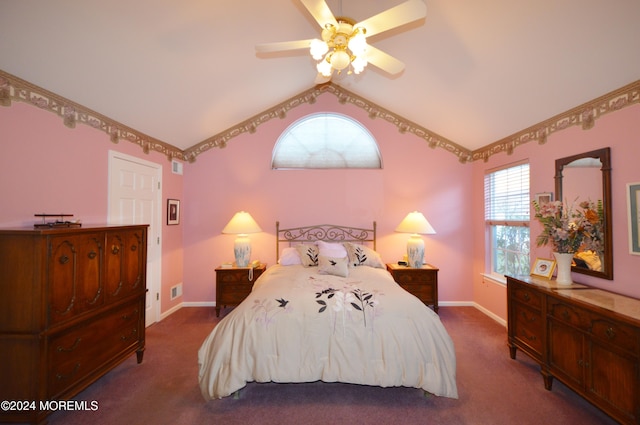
[250, 275, 385, 333]
[251, 297, 292, 326]
[312, 276, 384, 332]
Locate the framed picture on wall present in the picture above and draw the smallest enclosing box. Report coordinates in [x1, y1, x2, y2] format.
[628, 182, 640, 255]
[534, 192, 554, 206]
[167, 199, 180, 225]
[531, 257, 556, 279]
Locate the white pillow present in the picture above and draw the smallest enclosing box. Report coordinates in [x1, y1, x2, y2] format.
[317, 240, 348, 258]
[296, 244, 319, 267]
[318, 255, 349, 277]
[343, 242, 385, 268]
[279, 247, 301, 266]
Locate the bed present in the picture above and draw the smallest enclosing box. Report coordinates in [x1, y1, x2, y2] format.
[198, 222, 458, 400]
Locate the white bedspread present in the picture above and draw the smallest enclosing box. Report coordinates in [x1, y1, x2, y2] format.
[198, 264, 458, 399]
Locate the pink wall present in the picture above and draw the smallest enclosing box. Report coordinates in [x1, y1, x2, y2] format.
[182, 92, 475, 304]
[0, 102, 184, 315]
[2, 84, 639, 323]
[472, 103, 640, 321]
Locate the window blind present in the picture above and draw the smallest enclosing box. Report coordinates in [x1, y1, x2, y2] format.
[484, 162, 530, 223]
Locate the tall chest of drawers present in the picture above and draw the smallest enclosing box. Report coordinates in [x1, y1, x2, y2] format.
[507, 275, 640, 425]
[0, 225, 148, 424]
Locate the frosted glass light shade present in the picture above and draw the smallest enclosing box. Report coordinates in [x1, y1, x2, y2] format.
[330, 50, 350, 70]
[222, 211, 262, 267]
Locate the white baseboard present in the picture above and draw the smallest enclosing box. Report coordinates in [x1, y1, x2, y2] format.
[472, 302, 507, 327]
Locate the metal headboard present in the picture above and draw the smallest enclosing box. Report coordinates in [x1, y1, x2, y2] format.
[276, 221, 377, 262]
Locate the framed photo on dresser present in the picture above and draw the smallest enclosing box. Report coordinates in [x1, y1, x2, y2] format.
[531, 257, 556, 279]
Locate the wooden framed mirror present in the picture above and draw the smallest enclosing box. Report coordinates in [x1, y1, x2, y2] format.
[555, 147, 612, 279]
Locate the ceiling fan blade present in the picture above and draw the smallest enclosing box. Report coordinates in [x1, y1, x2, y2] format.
[300, 0, 337, 29]
[357, 0, 426, 38]
[255, 39, 314, 53]
[366, 45, 405, 75]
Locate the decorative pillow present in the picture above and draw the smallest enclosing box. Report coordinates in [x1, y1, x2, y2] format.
[296, 244, 319, 267]
[343, 242, 385, 269]
[317, 240, 348, 258]
[279, 247, 301, 266]
[318, 255, 349, 277]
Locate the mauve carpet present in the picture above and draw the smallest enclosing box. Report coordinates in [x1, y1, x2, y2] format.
[48, 306, 617, 425]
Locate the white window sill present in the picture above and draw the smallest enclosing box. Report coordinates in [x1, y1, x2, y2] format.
[480, 273, 506, 286]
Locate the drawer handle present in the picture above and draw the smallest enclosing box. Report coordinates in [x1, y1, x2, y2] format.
[130, 245, 137, 252]
[57, 337, 82, 352]
[121, 309, 139, 321]
[88, 250, 97, 260]
[605, 327, 616, 339]
[523, 292, 530, 301]
[59, 254, 70, 265]
[56, 363, 80, 380]
[111, 245, 120, 255]
[562, 310, 570, 321]
[120, 329, 138, 341]
[520, 311, 536, 323]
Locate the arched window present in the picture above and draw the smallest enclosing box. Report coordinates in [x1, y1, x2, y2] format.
[272, 113, 382, 169]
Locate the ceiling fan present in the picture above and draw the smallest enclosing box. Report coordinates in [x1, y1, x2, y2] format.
[255, 0, 427, 82]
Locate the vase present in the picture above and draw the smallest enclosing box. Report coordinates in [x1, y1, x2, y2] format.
[553, 252, 574, 285]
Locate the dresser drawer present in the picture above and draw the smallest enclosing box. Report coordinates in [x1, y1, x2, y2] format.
[219, 284, 253, 304]
[512, 302, 544, 354]
[590, 316, 639, 354]
[511, 283, 542, 310]
[401, 285, 435, 302]
[392, 272, 435, 285]
[48, 300, 142, 397]
[548, 299, 589, 331]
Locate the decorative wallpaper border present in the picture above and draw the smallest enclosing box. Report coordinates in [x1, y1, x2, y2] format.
[1, 69, 638, 164]
[0, 70, 184, 161]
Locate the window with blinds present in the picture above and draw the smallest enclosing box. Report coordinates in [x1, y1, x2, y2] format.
[484, 161, 530, 277]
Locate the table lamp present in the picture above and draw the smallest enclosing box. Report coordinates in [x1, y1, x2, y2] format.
[222, 211, 262, 267]
[395, 211, 436, 268]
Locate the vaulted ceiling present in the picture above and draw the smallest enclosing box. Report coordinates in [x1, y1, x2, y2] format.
[1, 0, 639, 159]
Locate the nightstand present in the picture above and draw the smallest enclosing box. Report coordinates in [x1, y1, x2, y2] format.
[215, 264, 266, 317]
[386, 263, 439, 313]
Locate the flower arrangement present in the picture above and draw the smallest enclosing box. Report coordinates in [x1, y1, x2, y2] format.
[532, 199, 604, 254]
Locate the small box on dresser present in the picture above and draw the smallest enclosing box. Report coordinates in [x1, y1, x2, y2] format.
[0, 225, 148, 425]
[386, 263, 439, 313]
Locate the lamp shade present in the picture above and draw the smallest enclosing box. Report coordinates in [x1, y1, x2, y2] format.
[395, 211, 436, 235]
[222, 211, 262, 235]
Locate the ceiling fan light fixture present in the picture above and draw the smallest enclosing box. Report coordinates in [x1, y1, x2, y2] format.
[310, 18, 369, 78]
[329, 49, 351, 70]
[317, 58, 333, 77]
[310, 39, 329, 60]
[347, 30, 367, 56]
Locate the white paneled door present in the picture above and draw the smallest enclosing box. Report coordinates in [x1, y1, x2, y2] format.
[108, 151, 162, 327]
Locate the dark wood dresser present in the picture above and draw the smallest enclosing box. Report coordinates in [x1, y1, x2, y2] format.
[507, 275, 640, 424]
[0, 225, 147, 424]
